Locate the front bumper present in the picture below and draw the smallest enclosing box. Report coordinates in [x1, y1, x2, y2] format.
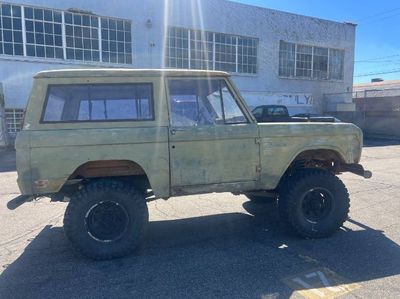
[340, 163, 372, 179]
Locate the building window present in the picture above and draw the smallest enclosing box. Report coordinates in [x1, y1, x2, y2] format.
[313, 47, 329, 80]
[101, 17, 132, 64]
[190, 30, 213, 70]
[64, 12, 100, 62]
[166, 26, 258, 74]
[296, 45, 312, 78]
[329, 49, 345, 80]
[5, 108, 24, 135]
[215, 33, 237, 72]
[279, 41, 295, 77]
[279, 40, 345, 81]
[166, 27, 189, 68]
[24, 6, 63, 59]
[0, 3, 132, 65]
[238, 37, 257, 74]
[0, 4, 23, 56]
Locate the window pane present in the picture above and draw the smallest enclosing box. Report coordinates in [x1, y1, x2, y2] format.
[165, 27, 189, 69]
[279, 41, 295, 77]
[0, 4, 23, 56]
[64, 13, 100, 62]
[24, 6, 63, 59]
[43, 84, 154, 122]
[313, 47, 329, 80]
[220, 81, 247, 124]
[189, 30, 213, 70]
[168, 79, 247, 126]
[238, 37, 258, 74]
[329, 49, 345, 80]
[168, 79, 223, 126]
[296, 45, 312, 78]
[215, 33, 237, 72]
[166, 26, 257, 74]
[101, 17, 132, 64]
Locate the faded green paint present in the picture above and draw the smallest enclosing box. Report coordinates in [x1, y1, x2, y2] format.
[16, 69, 364, 198]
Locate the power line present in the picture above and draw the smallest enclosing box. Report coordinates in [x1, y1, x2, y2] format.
[361, 11, 400, 24]
[354, 68, 400, 77]
[355, 54, 400, 63]
[356, 7, 400, 22]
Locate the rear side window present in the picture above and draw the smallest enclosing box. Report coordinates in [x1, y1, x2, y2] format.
[42, 83, 154, 122]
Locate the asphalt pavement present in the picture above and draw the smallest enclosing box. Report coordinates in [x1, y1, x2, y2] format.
[0, 139, 399, 299]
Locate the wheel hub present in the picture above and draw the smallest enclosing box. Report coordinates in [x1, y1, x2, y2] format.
[85, 201, 129, 242]
[301, 188, 333, 223]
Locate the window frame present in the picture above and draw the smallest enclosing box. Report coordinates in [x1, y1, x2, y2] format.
[0, 2, 133, 65]
[278, 40, 345, 81]
[40, 82, 155, 124]
[166, 26, 259, 75]
[165, 77, 250, 128]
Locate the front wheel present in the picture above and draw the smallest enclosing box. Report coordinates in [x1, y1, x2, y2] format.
[278, 169, 349, 238]
[64, 179, 148, 260]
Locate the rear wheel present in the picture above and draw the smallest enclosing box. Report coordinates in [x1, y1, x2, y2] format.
[278, 169, 349, 238]
[64, 179, 148, 260]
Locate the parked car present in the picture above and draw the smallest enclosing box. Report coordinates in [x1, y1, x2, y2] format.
[251, 105, 303, 122]
[14, 69, 371, 259]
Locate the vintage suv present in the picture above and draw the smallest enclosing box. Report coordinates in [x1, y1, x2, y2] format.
[15, 69, 371, 259]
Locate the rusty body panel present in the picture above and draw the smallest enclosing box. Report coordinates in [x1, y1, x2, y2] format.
[16, 69, 364, 198]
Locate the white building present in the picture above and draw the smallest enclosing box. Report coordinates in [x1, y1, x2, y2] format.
[0, 0, 356, 140]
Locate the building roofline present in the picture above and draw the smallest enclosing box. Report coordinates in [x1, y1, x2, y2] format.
[34, 68, 230, 78]
[228, 0, 355, 27]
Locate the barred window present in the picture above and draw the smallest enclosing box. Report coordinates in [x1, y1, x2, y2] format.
[0, 3, 133, 65]
[279, 41, 295, 77]
[64, 12, 100, 62]
[296, 45, 312, 78]
[0, 4, 23, 56]
[279, 40, 345, 81]
[24, 6, 63, 59]
[101, 17, 132, 64]
[238, 37, 257, 74]
[190, 30, 213, 70]
[166, 26, 258, 74]
[5, 108, 24, 135]
[313, 47, 329, 80]
[166, 27, 189, 68]
[215, 33, 236, 72]
[329, 49, 345, 80]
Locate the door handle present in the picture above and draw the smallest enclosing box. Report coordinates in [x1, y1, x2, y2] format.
[170, 128, 187, 135]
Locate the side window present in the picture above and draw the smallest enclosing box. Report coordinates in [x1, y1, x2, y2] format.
[168, 78, 247, 126]
[252, 107, 263, 118]
[220, 81, 247, 124]
[267, 107, 287, 116]
[42, 83, 154, 122]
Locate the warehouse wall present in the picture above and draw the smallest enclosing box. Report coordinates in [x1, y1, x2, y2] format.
[1, 0, 355, 113]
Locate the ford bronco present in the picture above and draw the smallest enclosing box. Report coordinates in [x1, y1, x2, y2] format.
[15, 69, 371, 259]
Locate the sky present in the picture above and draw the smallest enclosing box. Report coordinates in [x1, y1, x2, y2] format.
[234, 0, 400, 84]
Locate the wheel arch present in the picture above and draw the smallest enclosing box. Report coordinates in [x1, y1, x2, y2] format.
[273, 147, 347, 190]
[63, 160, 153, 194]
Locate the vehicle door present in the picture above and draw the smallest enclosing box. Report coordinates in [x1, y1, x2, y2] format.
[167, 77, 260, 188]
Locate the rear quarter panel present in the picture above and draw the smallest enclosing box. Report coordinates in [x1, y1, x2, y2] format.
[29, 127, 170, 197]
[19, 76, 171, 197]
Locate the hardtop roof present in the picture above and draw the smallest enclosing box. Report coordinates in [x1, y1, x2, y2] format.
[34, 68, 230, 79]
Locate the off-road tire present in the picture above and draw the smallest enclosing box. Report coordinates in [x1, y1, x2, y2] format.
[64, 179, 148, 260]
[278, 169, 349, 238]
